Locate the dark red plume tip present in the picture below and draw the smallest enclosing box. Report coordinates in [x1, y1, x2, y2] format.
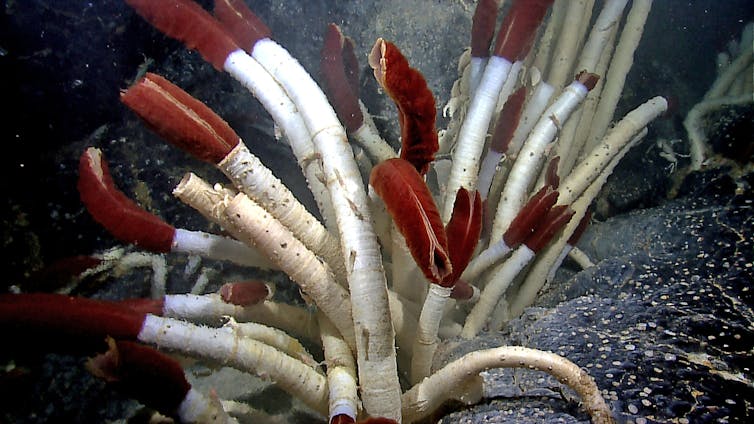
[494, 0, 554, 61]
[502, 186, 558, 247]
[356, 418, 399, 424]
[490, 86, 527, 154]
[442, 188, 483, 287]
[121, 72, 240, 164]
[116, 298, 166, 316]
[471, 0, 499, 58]
[124, 0, 239, 70]
[369, 39, 438, 175]
[87, 338, 191, 414]
[220, 281, 270, 306]
[330, 414, 355, 424]
[450, 279, 475, 301]
[213, 0, 272, 50]
[575, 71, 600, 91]
[545, 156, 560, 189]
[78, 147, 175, 253]
[0, 293, 147, 344]
[524, 205, 575, 252]
[370, 158, 451, 284]
[320, 23, 364, 132]
[567, 210, 592, 245]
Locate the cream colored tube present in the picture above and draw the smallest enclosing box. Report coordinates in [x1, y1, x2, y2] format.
[443, 55, 513, 221]
[220, 143, 347, 287]
[231, 320, 319, 370]
[704, 47, 754, 100]
[172, 173, 275, 270]
[553, 0, 627, 170]
[685, 93, 752, 170]
[462, 245, 535, 338]
[319, 313, 359, 422]
[559, 96, 667, 206]
[221, 50, 335, 231]
[224, 193, 356, 352]
[401, 346, 615, 424]
[584, 0, 654, 155]
[138, 315, 329, 416]
[546, 0, 594, 91]
[352, 101, 398, 163]
[509, 130, 646, 320]
[410, 284, 452, 384]
[460, 239, 512, 283]
[532, 0, 567, 75]
[575, 0, 629, 73]
[163, 294, 320, 344]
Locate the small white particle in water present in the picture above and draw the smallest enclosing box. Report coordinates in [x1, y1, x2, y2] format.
[628, 404, 639, 414]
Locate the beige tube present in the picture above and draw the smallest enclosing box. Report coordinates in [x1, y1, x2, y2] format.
[402, 346, 614, 423]
[224, 193, 356, 352]
[220, 143, 347, 287]
[583, 0, 654, 156]
[558, 96, 667, 206]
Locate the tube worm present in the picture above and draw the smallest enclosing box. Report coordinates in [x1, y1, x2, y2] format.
[584, 0, 654, 156]
[87, 338, 229, 423]
[139, 314, 330, 415]
[442, 0, 552, 221]
[319, 313, 359, 423]
[510, 129, 648, 320]
[462, 205, 574, 338]
[116, 292, 318, 346]
[401, 346, 615, 424]
[411, 188, 482, 383]
[490, 72, 598, 242]
[135, 0, 339, 233]
[223, 192, 357, 352]
[468, 0, 499, 94]
[552, 0, 628, 176]
[370, 158, 451, 284]
[159, 293, 321, 345]
[0, 293, 329, 415]
[320, 24, 396, 164]
[77, 147, 272, 269]
[219, 280, 272, 306]
[442, 0, 554, 221]
[477, 86, 527, 199]
[121, 73, 346, 286]
[369, 38, 439, 175]
[545, 0, 595, 92]
[461, 185, 558, 282]
[557, 96, 667, 206]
